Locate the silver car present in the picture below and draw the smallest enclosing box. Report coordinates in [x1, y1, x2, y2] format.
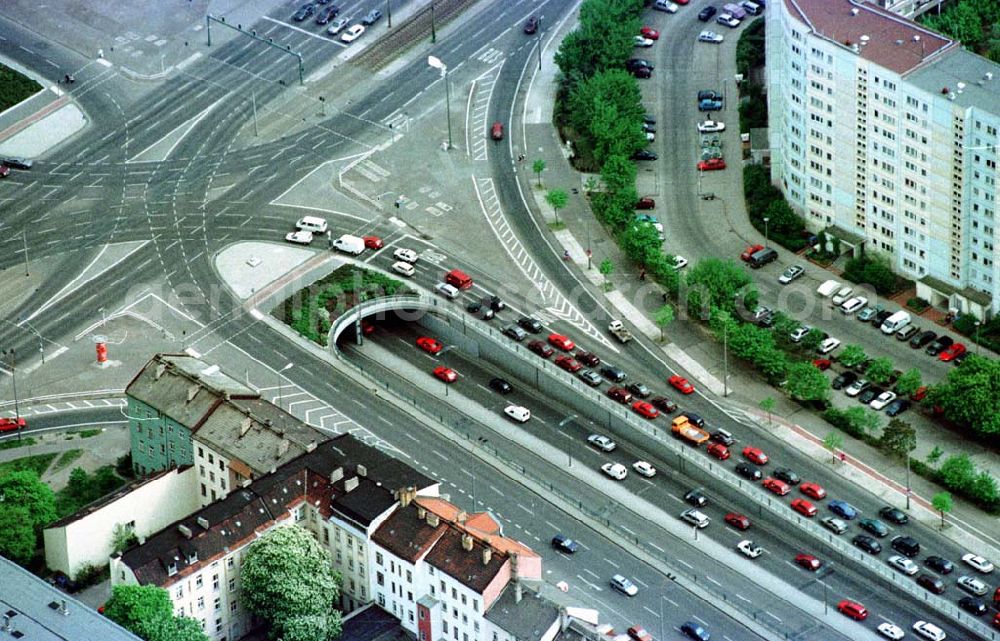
[327, 17, 350, 35]
[778, 264, 805, 284]
[587, 434, 616, 452]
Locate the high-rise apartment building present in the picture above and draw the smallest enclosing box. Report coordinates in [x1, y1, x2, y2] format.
[767, 0, 1000, 318]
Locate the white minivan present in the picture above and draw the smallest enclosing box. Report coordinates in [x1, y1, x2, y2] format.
[296, 216, 328, 233]
[880, 311, 911, 334]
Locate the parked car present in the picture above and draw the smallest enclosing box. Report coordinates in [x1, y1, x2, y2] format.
[857, 305, 883, 322]
[697, 6, 718, 20]
[925, 336, 953, 356]
[910, 330, 937, 349]
[831, 371, 858, 390]
[879, 506, 909, 525]
[778, 264, 805, 284]
[698, 30, 724, 43]
[523, 16, 539, 33]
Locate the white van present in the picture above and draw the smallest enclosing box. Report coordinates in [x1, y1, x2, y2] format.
[817, 280, 840, 298]
[880, 310, 911, 334]
[296, 216, 328, 233]
[654, 0, 678, 12]
[740, 1, 762, 15]
[391, 261, 415, 277]
[435, 282, 459, 299]
[332, 234, 365, 255]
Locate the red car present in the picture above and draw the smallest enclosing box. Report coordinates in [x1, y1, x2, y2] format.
[697, 158, 726, 171]
[669, 375, 695, 394]
[0, 165, 9, 178]
[939, 343, 966, 361]
[651, 396, 677, 413]
[575, 350, 601, 367]
[361, 319, 376, 335]
[812, 358, 832, 370]
[554, 355, 582, 373]
[363, 236, 383, 250]
[763, 477, 790, 496]
[675, 0, 689, 4]
[639, 26, 660, 40]
[416, 336, 443, 354]
[800, 482, 827, 500]
[795, 553, 822, 571]
[548, 333, 575, 351]
[740, 244, 764, 261]
[627, 626, 653, 641]
[433, 366, 457, 383]
[0, 417, 26, 432]
[491, 121, 504, 141]
[724, 512, 751, 530]
[742, 446, 768, 465]
[791, 498, 817, 517]
[636, 196, 656, 210]
[707, 442, 730, 460]
[910, 385, 928, 401]
[528, 340, 554, 358]
[607, 386, 633, 404]
[631, 400, 659, 419]
[837, 600, 868, 621]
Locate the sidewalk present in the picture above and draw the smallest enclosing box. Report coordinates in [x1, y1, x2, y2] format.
[517, 8, 1000, 556]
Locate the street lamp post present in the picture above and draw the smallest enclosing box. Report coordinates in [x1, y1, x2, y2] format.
[277, 362, 293, 408]
[558, 415, 577, 466]
[471, 436, 488, 510]
[763, 217, 770, 247]
[5, 349, 22, 441]
[535, 16, 543, 70]
[427, 56, 452, 150]
[430, 1, 436, 43]
[19, 318, 45, 364]
[723, 323, 729, 397]
[975, 321, 982, 355]
[905, 456, 912, 510]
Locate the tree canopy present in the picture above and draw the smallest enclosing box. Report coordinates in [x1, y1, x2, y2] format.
[242, 525, 343, 641]
[927, 354, 1000, 436]
[785, 362, 830, 402]
[104, 584, 208, 641]
[684, 258, 755, 317]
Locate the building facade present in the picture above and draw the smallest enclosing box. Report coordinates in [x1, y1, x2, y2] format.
[767, 0, 1000, 318]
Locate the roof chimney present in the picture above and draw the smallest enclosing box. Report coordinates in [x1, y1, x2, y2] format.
[278, 439, 290, 457]
[461, 533, 474, 551]
[59, 599, 68, 616]
[155, 363, 167, 379]
[345, 476, 359, 493]
[330, 467, 344, 483]
[197, 517, 210, 529]
[482, 548, 492, 565]
[241, 413, 252, 436]
[850, 7, 859, 15]
[957, 82, 966, 93]
[177, 524, 193, 539]
[427, 513, 440, 527]
[860, 35, 870, 47]
[456, 510, 468, 523]
[356, 464, 367, 477]
[186, 384, 200, 402]
[417, 506, 426, 519]
[986, 72, 994, 81]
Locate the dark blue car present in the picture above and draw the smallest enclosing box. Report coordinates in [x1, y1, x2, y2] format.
[551, 534, 579, 554]
[829, 499, 858, 520]
[698, 98, 723, 112]
[681, 621, 710, 641]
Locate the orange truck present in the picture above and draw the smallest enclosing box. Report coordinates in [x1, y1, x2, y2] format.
[671, 415, 710, 445]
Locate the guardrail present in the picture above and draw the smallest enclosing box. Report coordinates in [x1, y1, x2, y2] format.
[331, 296, 996, 640]
[0, 389, 125, 411]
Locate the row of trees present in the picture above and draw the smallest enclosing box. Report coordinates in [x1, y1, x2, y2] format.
[920, 0, 1000, 63]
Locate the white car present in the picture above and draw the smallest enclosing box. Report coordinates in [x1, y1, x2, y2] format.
[340, 24, 365, 43]
[634, 36, 654, 47]
[888, 555, 919, 576]
[645, 131, 655, 142]
[672, 256, 689, 270]
[587, 434, 616, 452]
[656, 1, 679, 12]
[845, 378, 870, 397]
[698, 120, 725, 133]
[831, 286, 854, 305]
[840, 296, 868, 314]
[778, 264, 804, 284]
[610, 574, 639, 596]
[877, 622, 905, 640]
[911, 621, 946, 641]
[870, 391, 898, 410]
[393, 247, 418, 263]
[789, 326, 812, 343]
[503, 405, 531, 423]
[632, 461, 656, 478]
[601, 462, 628, 481]
[818, 337, 841, 354]
[737, 540, 762, 559]
[716, 12, 741, 27]
[327, 17, 350, 35]
[285, 230, 314, 245]
[957, 575, 989, 596]
[698, 30, 724, 43]
[962, 553, 994, 573]
[391, 261, 415, 277]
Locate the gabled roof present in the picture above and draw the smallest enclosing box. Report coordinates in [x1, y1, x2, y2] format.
[371, 504, 448, 563]
[125, 353, 258, 429]
[424, 527, 508, 594]
[784, 0, 953, 74]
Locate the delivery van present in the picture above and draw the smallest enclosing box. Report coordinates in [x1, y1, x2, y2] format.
[296, 216, 328, 233]
[748, 247, 778, 268]
[880, 310, 911, 335]
[723, 3, 747, 19]
[333, 234, 365, 255]
[445, 269, 474, 290]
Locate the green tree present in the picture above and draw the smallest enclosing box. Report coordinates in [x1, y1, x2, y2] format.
[971, 471, 1000, 507]
[893, 368, 923, 397]
[532, 159, 546, 187]
[931, 491, 953, 529]
[242, 525, 343, 641]
[922, 0, 985, 49]
[785, 361, 830, 403]
[837, 344, 867, 368]
[770, 313, 800, 344]
[104, 585, 183, 641]
[0, 470, 57, 554]
[619, 222, 662, 266]
[823, 431, 843, 463]
[865, 357, 895, 385]
[600, 153, 637, 195]
[751, 345, 788, 382]
[146, 616, 210, 641]
[683, 257, 755, 317]
[112, 522, 139, 555]
[927, 446, 944, 464]
[0, 506, 37, 563]
[598, 258, 614, 288]
[759, 397, 775, 426]
[801, 327, 825, 352]
[939, 453, 977, 490]
[879, 418, 916, 461]
[653, 304, 674, 342]
[545, 188, 569, 224]
[926, 355, 1000, 436]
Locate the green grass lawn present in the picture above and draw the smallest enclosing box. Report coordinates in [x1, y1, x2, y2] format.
[0, 453, 57, 478]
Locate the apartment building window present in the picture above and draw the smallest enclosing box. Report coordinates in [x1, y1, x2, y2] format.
[376, 552, 383, 566]
[230, 601, 238, 613]
[229, 578, 236, 592]
[196, 576, 203, 589]
[378, 594, 386, 607]
[451, 588, 457, 599]
[377, 572, 384, 586]
[214, 597, 221, 612]
[406, 570, 412, 583]
[175, 586, 184, 599]
[215, 618, 223, 632]
[197, 596, 205, 611]
[212, 575, 220, 590]
[408, 591, 413, 602]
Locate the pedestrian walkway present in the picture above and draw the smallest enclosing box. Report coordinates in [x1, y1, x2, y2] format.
[518, 7, 1000, 558]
